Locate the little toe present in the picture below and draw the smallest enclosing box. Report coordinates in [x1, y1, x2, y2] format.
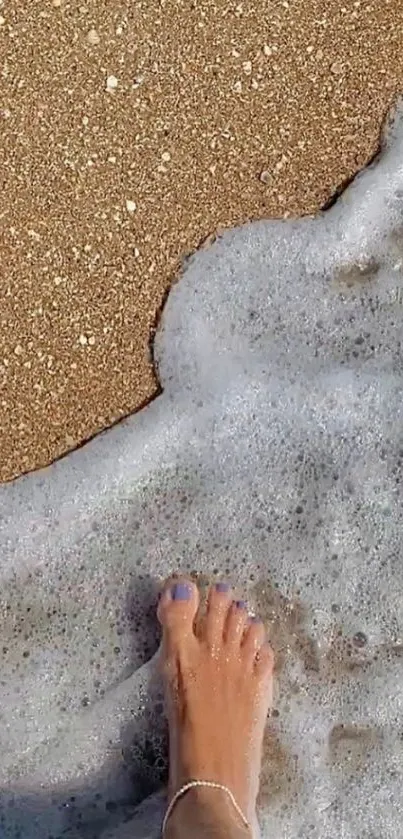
[224, 599, 248, 647]
[205, 582, 233, 646]
[157, 576, 199, 653]
[242, 615, 267, 664]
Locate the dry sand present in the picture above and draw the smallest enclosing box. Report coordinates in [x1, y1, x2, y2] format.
[1, 0, 403, 482]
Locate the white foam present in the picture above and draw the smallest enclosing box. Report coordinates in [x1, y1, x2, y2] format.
[1, 103, 403, 837]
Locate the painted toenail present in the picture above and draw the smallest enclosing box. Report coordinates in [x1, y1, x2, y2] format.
[171, 582, 193, 601]
[235, 600, 246, 609]
[215, 582, 230, 593]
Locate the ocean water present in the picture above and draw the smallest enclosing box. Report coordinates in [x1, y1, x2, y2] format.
[1, 103, 403, 839]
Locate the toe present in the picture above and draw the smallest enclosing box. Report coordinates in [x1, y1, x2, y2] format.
[224, 599, 248, 647]
[204, 582, 232, 646]
[157, 576, 199, 653]
[242, 615, 267, 664]
[255, 642, 275, 684]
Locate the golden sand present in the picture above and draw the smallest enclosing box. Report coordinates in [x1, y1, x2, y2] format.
[1, 0, 403, 481]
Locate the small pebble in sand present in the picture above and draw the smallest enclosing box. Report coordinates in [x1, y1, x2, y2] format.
[330, 60, 344, 75]
[87, 29, 100, 46]
[106, 75, 119, 91]
[161, 151, 171, 162]
[243, 60, 252, 75]
[126, 199, 137, 213]
[78, 334, 88, 346]
[259, 170, 271, 184]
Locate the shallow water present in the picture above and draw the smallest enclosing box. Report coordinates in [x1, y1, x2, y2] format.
[1, 104, 403, 838]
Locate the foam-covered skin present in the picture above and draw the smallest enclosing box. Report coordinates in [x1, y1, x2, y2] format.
[1, 105, 403, 838]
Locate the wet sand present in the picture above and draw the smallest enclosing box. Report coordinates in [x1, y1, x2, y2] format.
[1, 0, 403, 481]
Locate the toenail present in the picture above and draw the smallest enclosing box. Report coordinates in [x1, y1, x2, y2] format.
[171, 582, 193, 601]
[235, 600, 246, 609]
[249, 614, 262, 623]
[215, 582, 230, 593]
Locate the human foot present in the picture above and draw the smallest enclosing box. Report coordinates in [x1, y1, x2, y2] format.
[157, 577, 274, 833]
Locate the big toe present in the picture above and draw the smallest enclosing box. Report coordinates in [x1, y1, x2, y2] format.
[158, 576, 199, 651]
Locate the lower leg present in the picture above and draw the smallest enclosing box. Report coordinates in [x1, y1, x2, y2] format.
[158, 579, 274, 839]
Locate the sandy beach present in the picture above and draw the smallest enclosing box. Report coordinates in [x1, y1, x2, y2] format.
[1, 0, 403, 481]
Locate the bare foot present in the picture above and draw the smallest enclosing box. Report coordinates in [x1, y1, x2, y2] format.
[157, 577, 274, 834]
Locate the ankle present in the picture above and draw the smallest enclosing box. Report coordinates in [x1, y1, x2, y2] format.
[165, 786, 252, 839]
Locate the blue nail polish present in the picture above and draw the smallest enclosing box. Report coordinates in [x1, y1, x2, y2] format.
[171, 582, 192, 601]
[235, 600, 246, 609]
[215, 582, 230, 593]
